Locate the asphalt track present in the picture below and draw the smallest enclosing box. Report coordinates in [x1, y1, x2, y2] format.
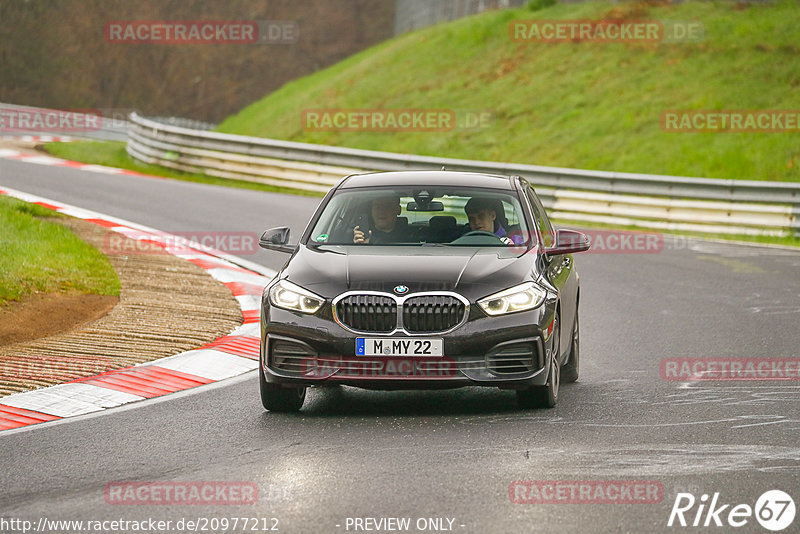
[1, 157, 799, 533]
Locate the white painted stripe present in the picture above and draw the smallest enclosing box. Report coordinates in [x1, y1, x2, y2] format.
[0, 189, 54, 204]
[151, 349, 258, 381]
[0, 149, 21, 157]
[112, 227, 160, 240]
[190, 256, 233, 269]
[17, 155, 65, 165]
[79, 164, 126, 174]
[230, 323, 261, 338]
[195, 250, 277, 278]
[222, 256, 276, 278]
[55, 383, 146, 406]
[1, 383, 144, 417]
[206, 267, 271, 286]
[58, 207, 117, 220]
[165, 250, 210, 260]
[235, 294, 261, 311]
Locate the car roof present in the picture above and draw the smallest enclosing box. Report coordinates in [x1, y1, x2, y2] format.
[338, 170, 516, 190]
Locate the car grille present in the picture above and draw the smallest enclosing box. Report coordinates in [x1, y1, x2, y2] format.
[335, 294, 397, 333]
[403, 295, 466, 333]
[335, 293, 468, 334]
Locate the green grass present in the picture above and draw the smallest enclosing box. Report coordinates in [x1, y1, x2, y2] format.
[43, 141, 324, 197]
[0, 196, 121, 305]
[217, 0, 800, 182]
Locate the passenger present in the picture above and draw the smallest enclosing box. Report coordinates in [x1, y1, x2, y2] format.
[463, 197, 524, 245]
[353, 195, 413, 244]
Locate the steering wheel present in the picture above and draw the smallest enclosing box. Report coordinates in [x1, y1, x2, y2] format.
[461, 230, 500, 238]
[449, 230, 506, 245]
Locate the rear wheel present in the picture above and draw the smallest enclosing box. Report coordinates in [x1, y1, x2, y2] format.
[561, 311, 579, 383]
[259, 365, 306, 412]
[517, 312, 560, 409]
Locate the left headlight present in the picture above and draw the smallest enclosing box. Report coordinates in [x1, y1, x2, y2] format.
[478, 281, 547, 316]
[269, 280, 324, 314]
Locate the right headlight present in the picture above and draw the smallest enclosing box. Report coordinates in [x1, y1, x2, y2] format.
[478, 281, 547, 316]
[269, 280, 324, 314]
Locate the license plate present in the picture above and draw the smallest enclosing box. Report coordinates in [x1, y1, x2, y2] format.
[356, 338, 443, 356]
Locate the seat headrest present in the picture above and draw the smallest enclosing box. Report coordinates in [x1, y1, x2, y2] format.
[429, 215, 456, 229]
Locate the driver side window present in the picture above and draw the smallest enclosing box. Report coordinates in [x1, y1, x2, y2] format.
[523, 185, 555, 248]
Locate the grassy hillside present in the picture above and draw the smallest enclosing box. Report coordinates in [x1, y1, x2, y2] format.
[217, 0, 800, 182]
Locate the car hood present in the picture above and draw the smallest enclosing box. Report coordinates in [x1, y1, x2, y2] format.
[282, 245, 539, 299]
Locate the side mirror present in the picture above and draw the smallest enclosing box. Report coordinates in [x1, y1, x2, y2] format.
[259, 227, 295, 254]
[546, 229, 591, 256]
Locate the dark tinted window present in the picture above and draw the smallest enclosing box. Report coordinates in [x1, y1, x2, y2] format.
[523, 183, 555, 247]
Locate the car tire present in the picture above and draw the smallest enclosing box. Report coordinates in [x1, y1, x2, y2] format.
[561, 310, 579, 383]
[517, 312, 560, 409]
[259, 367, 306, 412]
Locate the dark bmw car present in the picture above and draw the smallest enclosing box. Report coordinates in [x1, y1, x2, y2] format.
[258, 171, 590, 411]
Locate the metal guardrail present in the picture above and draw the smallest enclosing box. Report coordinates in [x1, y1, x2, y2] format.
[127, 112, 800, 237]
[1, 102, 130, 142]
[145, 116, 216, 131]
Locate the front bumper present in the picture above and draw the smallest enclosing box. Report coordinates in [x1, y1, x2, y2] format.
[261, 303, 556, 390]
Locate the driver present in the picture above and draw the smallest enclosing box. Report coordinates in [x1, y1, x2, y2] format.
[463, 197, 524, 244]
[353, 195, 412, 244]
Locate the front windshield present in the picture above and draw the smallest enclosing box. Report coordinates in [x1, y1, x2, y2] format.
[307, 187, 532, 247]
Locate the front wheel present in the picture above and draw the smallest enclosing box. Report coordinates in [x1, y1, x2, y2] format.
[561, 310, 579, 383]
[517, 312, 560, 409]
[259, 368, 306, 412]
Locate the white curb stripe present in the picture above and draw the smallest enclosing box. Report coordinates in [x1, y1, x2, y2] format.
[235, 294, 262, 311]
[79, 164, 126, 174]
[206, 267, 271, 286]
[58, 206, 116, 220]
[150, 349, 259, 381]
[165, 250, 209, 260]
[230, 323, 261, 338]
[12, 135, 73, 143]
[16, 155, 64, 165]
[0, 147, 142, 177]
[2, 383, 145, 418]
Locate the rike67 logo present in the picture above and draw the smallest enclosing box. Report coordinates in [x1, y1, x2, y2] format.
[668, 490, 795, 531]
